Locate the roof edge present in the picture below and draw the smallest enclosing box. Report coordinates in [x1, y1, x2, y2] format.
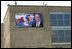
[7, 5, 71, 7]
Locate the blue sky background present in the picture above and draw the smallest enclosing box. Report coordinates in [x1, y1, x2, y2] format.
[1, 1, 71, 23]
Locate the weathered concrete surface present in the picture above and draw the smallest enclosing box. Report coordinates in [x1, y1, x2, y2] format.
[2, 5, 71, 48]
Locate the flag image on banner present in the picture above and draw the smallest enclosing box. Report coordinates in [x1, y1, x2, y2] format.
[21, 17, 25, 22]
[17, 19, 20, 23]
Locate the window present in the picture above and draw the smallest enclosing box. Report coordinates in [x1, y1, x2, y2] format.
[57, 21, 64, 26]
[50, 14, 57, 26]
[64, 13, 71, 20]
[50, 12, 71, 26]
[57, 14, 63, 20]
[50, 12, 71, 44]
[52, 30, 58, 42]
[58, 30, 64, 42]
[64, 20, 70, 26]
[65, 30, 71, 42]
[51, 21, 57, 26]
[50, 14, 56, 20]
[64, 13, 71, 26]
[51, 30, 71, 43]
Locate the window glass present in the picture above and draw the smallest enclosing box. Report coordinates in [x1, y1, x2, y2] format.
[51, 21, 57, 26]
[50, 12, 71, 43]
[51, 30, 58, 42]
[57, 21, 64, 26]
[64, 13, 70, 20]
[58, 30, 64, 42]
[65, 30, 71, 42]
[66, 37, 71, 42]
[64, 20, 70, 26]
[50, 14, 57, 26]
[57, 14, 63, 20]
[50, 14, 56, 20]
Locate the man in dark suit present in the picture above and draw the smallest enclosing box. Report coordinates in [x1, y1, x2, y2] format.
[32, 14, 43, 27]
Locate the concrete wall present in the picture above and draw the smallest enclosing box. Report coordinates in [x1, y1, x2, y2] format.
[1, 23, 4, 48]
[3, 7, 10, 48]
[8, 5, 71, 48]
[52, 44, 71, 48]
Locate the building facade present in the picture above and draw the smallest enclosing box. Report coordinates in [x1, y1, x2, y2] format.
[1, 23, 4, 48]
[2, 5, 71, 48]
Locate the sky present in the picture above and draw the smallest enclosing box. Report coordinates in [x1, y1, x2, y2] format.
[1, 1, 71, 23]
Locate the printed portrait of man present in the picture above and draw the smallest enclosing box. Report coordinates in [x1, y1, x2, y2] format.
[32, 13, 43, 27]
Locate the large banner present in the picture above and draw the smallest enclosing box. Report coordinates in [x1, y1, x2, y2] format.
[15, 13, 43, 27]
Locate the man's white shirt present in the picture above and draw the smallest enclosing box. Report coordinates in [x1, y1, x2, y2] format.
[36, 21, 40, 27]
